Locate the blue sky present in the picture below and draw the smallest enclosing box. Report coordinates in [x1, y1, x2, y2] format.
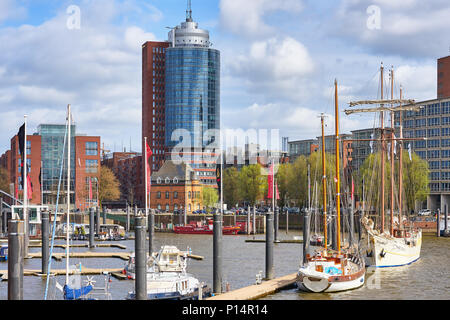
[0, 0, 448, 154]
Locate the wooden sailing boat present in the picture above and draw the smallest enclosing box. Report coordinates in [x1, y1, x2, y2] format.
[347, 64, 422, 268]
[297, 80, 366, 293]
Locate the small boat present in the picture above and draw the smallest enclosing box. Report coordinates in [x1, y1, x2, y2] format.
[126, 245, 211, 300]
[174, 218, 240, 235]
[297, 248, 365, 293]
[309, 234, 325, 246]
[98, 224, 126, 241]
[0, 246, 7, 261]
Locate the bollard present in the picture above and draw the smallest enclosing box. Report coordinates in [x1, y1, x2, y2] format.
[96, 207, 100, 236]
[274, 207, 279, 242]
[437, 209, 440, 237]
[41, 210, 49, 275]
[247, 206, 250, 235]
[8, 220, 24, 300]
[134, 215, 147, 300]
[89, 207, 95, 248]
[148, 209, 154, 256]
[213, 211, 222, 294]
[253, 206, 256, 235]
[102, 207, 106, 225]
[303, 210, 311, 265]
[265, 211, 274, 280]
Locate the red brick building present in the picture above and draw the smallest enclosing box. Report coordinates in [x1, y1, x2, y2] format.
[2, 125, 100, 211]
[142, 41, 170, 173]
[438, 55, 450, 99]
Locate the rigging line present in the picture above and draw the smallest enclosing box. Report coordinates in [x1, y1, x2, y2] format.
[44, 116, 69, 300]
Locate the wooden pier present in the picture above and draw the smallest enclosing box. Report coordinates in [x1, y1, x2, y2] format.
[207, 273, 297, 300]
[0, 267, 124, 281]
[27, 251, 132, 261]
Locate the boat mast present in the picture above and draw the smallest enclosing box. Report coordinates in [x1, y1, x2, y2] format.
[390, 66, 395, 235]
[66, 104, 71, 285]
[321, 113, 327, 250]
[380, 63, 385, 234]
[398, 86, 404, 229]
[334, 79, 341, 255]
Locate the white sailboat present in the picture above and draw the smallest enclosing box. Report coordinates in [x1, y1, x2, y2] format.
[348, 65, 422, 268]
[297, 81, 366, 293]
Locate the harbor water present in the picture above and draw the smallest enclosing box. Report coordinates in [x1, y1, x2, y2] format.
[0, 232, 448, 300]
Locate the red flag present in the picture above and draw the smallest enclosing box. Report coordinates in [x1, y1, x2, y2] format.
[146, 141, 152, 195]
[351, 177, 354, 201]
[267, 163, 273, 199]
[26, 173, 32, 200]
[275, 183, 280, 200]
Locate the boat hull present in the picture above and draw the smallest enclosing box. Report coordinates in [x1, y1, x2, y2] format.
[297, 269, 365, 293]
[362, 230, 422, 268]
[173, 226, 239, 235]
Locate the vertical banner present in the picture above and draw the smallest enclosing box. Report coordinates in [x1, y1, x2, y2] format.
[267, 163, 274, 199]
[146, 141, 152, 195]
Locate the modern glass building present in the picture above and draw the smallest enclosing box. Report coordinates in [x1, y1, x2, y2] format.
[38, 124, 75, 205]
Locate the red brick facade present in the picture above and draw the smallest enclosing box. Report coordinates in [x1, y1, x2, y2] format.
[438, 56, 450, 99]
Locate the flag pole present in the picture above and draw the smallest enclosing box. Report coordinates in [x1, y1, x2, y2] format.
[144, 137, 148, 218]
[23, 114, 29, 258]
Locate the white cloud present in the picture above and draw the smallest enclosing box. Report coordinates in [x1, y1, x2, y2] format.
[125, 26, 156, 51]
[219, 0, 303, 37]
[0, 0, 27, 23]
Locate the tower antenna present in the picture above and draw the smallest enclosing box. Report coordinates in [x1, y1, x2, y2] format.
[186, 0, 192, 22]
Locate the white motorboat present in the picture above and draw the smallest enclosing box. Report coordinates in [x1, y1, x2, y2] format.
[126, 245, 211, 300]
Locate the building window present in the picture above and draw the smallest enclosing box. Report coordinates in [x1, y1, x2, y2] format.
[188, 191, 191, 199]
[157, 177, 162, 184]
[165, 191, 169, 199]
[166, 204, 169, 212]
[174, 204, 178, 211]
[86, 142, 98, 156]
[174, 191, 178, 199]
[173, 177, 178, 184]
[157, 204, 161, 210]
[85, 160, 98, 173]
[165, 177, 170, 184]
[157, 191, 161, 199]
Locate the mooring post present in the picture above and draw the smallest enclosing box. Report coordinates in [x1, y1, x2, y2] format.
[303, 210, 310, 265]
[253, 206, 256, 235]
[274, 206, 279, 242]
[148, 209, 155, 256]
[134, 215, 147, 300]
[247, 206, 251, 235]
[89, 207, 95, 248]
[265, 211, 274, 280]
[96, 207, 100, 236]
[213, 211, 222, 294]
[8, 220, 24, 300]
[41, 210, 49, 275]
[437, 209, 441, 237]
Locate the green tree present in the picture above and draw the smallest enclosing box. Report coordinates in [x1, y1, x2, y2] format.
[0, 167, 9, 194]
[307, 152, 336, 208]
[358, 151, 393, 211]
[239, 164, 265, 206]
[202, 187, 219, 211]
[223, 167, 240, 208]
[99, 166, 120, 203]
[275, 163, 291, 207]
[288, 156, 308, 207]
[402, 151, 429, 213]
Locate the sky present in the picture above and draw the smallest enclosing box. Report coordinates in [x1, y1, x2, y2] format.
[0, 0, 448, 154]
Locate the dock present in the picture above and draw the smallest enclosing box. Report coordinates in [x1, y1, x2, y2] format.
[207, 273, 297, 300]
[27, 251, 132, 261]
[0, 267, 124, 281]
[245, 239, 303, 243]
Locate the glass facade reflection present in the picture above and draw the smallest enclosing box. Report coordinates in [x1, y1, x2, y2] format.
[38, 124, 75, 204]
[165, 47, 220, 149]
